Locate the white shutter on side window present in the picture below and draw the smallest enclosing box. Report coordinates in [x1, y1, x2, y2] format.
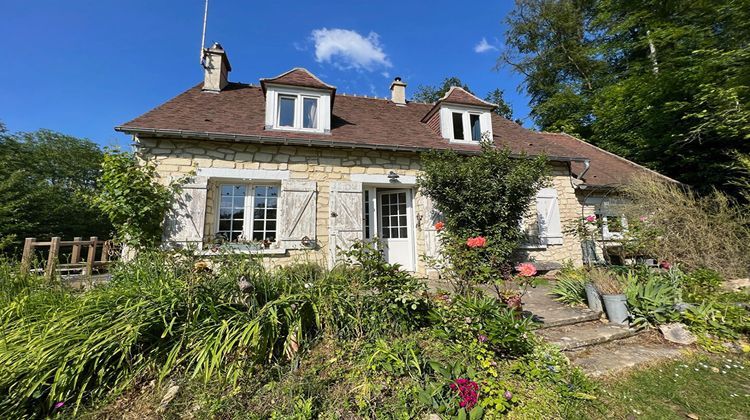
[162, 176, 208, 248]
[536, 187, 563, 245]
[278, 180, 317, 249]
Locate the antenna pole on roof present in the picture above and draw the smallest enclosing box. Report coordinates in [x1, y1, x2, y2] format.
[200, 0, 209, 66]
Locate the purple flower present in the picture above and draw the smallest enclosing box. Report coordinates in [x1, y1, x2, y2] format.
[54, 402, 65, 409]
[478, 334, 488, 343]
[504, 390, 513, 400]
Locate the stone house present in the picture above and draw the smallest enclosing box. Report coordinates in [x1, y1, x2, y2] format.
[116, 43, 672, 276]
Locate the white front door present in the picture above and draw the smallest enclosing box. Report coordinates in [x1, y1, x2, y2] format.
[376, 189, 415, 271]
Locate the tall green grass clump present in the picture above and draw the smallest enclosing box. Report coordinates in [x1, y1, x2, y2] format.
[0, 251, 321, 417]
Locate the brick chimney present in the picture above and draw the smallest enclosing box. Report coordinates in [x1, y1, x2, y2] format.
[202, 42, 231, 92]
[390, 77, 407, 105]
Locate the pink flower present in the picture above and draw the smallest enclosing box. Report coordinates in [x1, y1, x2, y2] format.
[516, 262, 537, 277]
[434, 221, 445, 231]
[504, 390, 513, 400]
[466, 236, 487, 248]
[478, 334, 488, 343]
[660, 260, 672, 270]
[585, 215, 597, 223]
[451, 378, 479, 409]
[54, 402, 65, 409]
[639, 215, 648, 222]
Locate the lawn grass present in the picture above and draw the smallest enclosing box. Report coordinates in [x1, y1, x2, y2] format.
[584, 353, 750, 419]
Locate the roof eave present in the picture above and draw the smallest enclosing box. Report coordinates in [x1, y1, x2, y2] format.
[114, 126, 588, 162]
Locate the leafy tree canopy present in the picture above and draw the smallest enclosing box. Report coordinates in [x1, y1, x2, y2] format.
[502, 0, 750, 198]
[0, 124, 112, 253]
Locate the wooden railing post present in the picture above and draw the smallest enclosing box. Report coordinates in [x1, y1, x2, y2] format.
[85, 236, 98, 275]
[21, 237, 36, 272]
[71, 236, 82, 264]
[45, 237, 61, 279]
[100, 240, 111, 263]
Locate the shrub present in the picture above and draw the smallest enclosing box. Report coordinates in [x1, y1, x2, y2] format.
[418, 141, 548, 292]
[681, 268, 724, 303]
[551, 264, 588, 305]
[625, 271, 681, 328]
[91, 150, 187, 248]
[622, 175, 750, 278]
[430, 294, 536, 358]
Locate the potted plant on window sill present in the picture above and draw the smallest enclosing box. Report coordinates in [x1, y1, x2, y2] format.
[591, 268, 630, 325]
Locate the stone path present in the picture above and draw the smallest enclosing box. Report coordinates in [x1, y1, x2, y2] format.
[521, 283, 688, 376]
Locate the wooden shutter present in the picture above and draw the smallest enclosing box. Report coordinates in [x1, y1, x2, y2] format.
[536, 187, 563, 245]
[163, 176, 208, 248]
[418, 193, 443, 259]
[278, 180, 317, 249]
[329, 181, 363, 266]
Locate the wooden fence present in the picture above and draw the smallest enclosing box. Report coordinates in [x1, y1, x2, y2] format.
[21, 237, 114, 278]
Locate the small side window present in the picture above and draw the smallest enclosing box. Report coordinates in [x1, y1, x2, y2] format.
[470, 114, 481, 141]
[452, 112, 464, 140]
[302, 97, 318, 129]
[278, 95, 296, 127]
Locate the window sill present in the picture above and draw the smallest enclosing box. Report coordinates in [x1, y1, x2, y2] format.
[196, 247, 288, 256]
[265, 126, 328, 135]
[518, 243, 547, 250]
[447, 139, 481, 145]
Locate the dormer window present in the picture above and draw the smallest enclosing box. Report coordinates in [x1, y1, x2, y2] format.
[421, 87, 495, 143]
[444, 108, 491, 142]
[261, 68, 336, 134]
[275, 93, 321, 130]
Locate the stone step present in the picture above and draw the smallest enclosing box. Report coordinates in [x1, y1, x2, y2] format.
[532, 309, 602, 330]
[536, 321, 640, 351]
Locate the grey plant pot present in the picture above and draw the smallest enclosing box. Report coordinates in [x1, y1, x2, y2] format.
[584, 283, 603, 313]
[602, 294, 630, 325]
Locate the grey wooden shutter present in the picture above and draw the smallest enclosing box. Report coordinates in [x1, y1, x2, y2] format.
[536, 187, 563, 245]
[278, 180, 317, 249]
[163, 176, 208, 248]
[329, 181, 363, 266]
[418, 193, 443, 259]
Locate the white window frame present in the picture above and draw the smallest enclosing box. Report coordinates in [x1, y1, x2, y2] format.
[216, 182, 281, 247]
[439, 105, 493, 143]
[274, 92, 320, 131]
[601, 214, 628, 241]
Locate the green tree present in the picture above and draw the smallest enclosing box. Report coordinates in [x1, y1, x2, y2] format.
[503, 0, 750, 197]
[91, 150, 185, 248]
[0, 124, 112, 253]
[484, 88, 515, 121]
[412, 76, 472, 103]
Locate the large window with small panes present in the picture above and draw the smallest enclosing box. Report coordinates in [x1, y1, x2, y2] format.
[217, 184, 279, 244]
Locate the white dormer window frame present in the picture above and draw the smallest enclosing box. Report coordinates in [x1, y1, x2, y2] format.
[264, 84, 331, 134]
[438, 105, 493, 144]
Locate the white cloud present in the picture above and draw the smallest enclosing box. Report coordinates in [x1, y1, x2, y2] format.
[474, 37, 498, 53]
[311, 28, 392, 71]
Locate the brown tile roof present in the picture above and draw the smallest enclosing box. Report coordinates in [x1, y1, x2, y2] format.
[441, 86, 495, 108]
[536, 132, 677, 187]
[421, 86, 495, 122]
[259, 68, 335, 92]
[116, 82, 588, 160]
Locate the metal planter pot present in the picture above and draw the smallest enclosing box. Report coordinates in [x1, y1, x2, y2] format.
[602, 294, 630, 325]
[584, 282, 603, 313]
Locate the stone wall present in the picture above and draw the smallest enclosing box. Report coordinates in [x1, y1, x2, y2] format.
[136, 137, 587, 274]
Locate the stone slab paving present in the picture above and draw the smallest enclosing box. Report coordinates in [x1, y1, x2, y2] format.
[520, 284, 602, 328]
[565, 332, 687, 377]
[536, 321, 639, 350]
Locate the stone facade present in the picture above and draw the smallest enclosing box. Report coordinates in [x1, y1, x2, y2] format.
[136, 137, 587, 275]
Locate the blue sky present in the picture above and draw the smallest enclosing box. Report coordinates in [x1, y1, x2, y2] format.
[0, 0, 528, 148]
